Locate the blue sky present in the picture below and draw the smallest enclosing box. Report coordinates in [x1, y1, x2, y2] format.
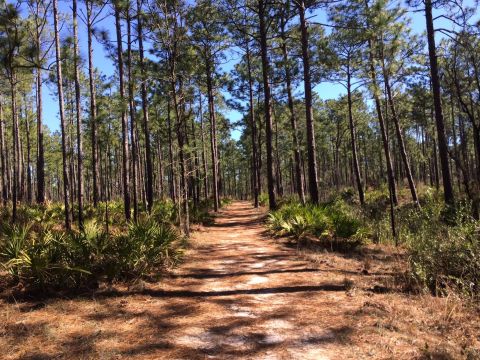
[36, 0, 476, 140]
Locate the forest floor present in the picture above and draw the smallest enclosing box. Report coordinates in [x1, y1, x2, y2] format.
[1, 201, 479, 359]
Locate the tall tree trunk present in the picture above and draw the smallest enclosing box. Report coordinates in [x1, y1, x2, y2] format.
[53, 0, 71, 229]
[367, 42, 397, 204]
[199, 93, 209, 200]
[24, 98, 32, 204]
[137, 0, 154, 212]
[425, 0, 454, 205]
[73, 0, 84, 228]
[347, 69, 365, 205]
[167, 101, 176, 202]
[157, 137, 165, 198]
[114, 1, 131, 220]
[126, 7, 138, 221]
[272, 100, 283, 196]
[363, 0, 397, 205]
[0, 99, 6, 204]
[280, 17, 305, 204]
[297, 0, 319, 204]
[191, 113, 200, 205]
[245, 40, 259, 207]
[381, 56, 418, 205]
[87, 0, 99, 207]
[16, 97, 23, 202]
[171, 82, 189, 236]
[258, 0, 276, 209]
[36, 71, 45, 204]
[206, 58, 220, 211]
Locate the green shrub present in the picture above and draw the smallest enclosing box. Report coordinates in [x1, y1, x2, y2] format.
[286, 215, 309, 239]
[331, 212, 361, 238]
[221, 197, 233, 206]
[0, 226, 90, 287]
[266, 212, 285, 235]
[407, 214, 480, 297]
[108, 218, 182, 279]
[0, 217, 182, 289]
[267, 200, 362, 242]
[268, 191, 480, 298]
[188, 200, 214, 225]
[304, 206, 332, 237]
[152, 200, 176, 223]
[259, 193, 269, 207]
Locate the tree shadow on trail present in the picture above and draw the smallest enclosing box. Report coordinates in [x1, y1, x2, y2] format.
[169, 267, 319, 279]
[101, 283, 346, 299]
[211, 217, 265, 228]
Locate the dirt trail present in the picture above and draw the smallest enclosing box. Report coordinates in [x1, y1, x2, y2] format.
[2, 201, 476, 359]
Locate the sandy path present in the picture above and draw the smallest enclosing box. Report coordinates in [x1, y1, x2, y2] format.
[3, 201, 471, 359]
[161, 201, 349, 359]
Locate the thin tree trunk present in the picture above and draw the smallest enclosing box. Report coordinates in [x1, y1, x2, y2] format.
[191, 113, 200, 206]
[245, 40, 259, 207]
[347, 69, 365, 205]
[258, 0, 276, 209]
[272, 100, 283, 196]
[297, 0, 319, 204]
[73, 0, 84, 228]
[206, 58, 220, 211]
[280, 17, 305, 204]
[171, 82, 189, 236]
[204, 62, 219, 209]
[363, 0, 397, 206]
[199, 94, 209, 200]
[167, 101, 176, 203]
[114, 1, 131, 220]
[137, 0, 153, 212]
[0, 99, 6, 204]
[425, 0, 454, 205]
[126, 7, 138, 221]
[24, 97, 32, 204]
[87, 0, 99, 207]
[53, 0, 71, 229]
[36, 69, 45, 204]
[382, 59, 418, 205]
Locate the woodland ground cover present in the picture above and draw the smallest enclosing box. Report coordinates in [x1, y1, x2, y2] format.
[266, 186, 480, 300]
[1, 0, 480, 355]
[2, 201, 479, 359]
[0, 199, 226, 292]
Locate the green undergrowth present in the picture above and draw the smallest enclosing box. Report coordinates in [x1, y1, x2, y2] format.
[266, 198, 365, 249]
[0, 196, 234, 291]
[0, 216, 184, 290]
[266, 187, 480, 298]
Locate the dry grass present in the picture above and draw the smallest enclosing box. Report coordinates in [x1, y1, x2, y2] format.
[0, 201, 479, 359]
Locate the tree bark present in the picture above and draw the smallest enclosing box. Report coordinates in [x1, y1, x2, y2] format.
[425, 0, 454, 205]
[24, 97, 32, 204]
[245, 40, 259, 208]
[381, 55, 418, 205]
[199, 93, 209, 200]
[363, 0, 397, 205]
[87, 0, 99, 207]
[297, 0, 319, 204]
[167, 100, 177, 203]
[114, 1, 131, 220]
[347, 69, 365, 205]
[126, 6, 138, 221]
[0, 99, 6, 204]
[137, 0, 154, 213]
[258, 0, 277, 209]
[53, 0, 71, 229]
[280, 18, 305, 204]
[73, 0, 84, 228]
[205, 57, 220, 211]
